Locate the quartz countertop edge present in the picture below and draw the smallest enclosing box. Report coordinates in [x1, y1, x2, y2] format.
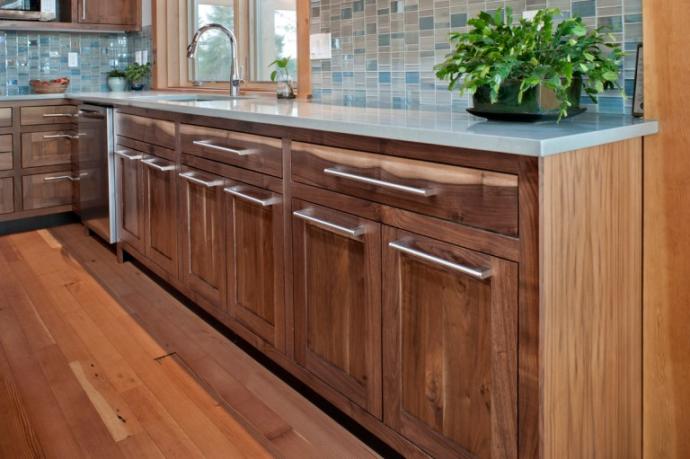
[7, 92, 657, 157]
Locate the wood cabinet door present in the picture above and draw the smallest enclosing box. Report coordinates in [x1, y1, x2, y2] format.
[115, 147, 145, 253]
[292, 200, 382, 418]
[382, 226, 518, 459]
[142, 155, 178, 278]
[179, 168, 226, 312]
[78, 0, 137, 25]
[224, 182, 285, 350]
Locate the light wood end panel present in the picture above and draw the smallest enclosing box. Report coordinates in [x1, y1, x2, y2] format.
[540, 139, 642, 459]
[643, 1, 690, 457]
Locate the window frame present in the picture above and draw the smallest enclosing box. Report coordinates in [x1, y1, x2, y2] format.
[152, 0, 310, 96]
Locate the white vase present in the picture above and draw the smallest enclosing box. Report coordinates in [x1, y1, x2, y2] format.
[107, 77, 127, 92]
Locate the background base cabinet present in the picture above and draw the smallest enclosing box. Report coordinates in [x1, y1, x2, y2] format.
[113, 107, 644, 459]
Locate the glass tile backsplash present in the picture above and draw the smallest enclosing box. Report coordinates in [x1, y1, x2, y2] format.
[0, 26, 152, 96]
[309, 0, 642, 113]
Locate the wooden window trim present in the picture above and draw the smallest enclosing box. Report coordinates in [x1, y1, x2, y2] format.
[151, 0, 311, 98]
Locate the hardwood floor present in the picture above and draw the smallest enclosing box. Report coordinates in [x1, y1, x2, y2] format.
[0, 224, 378, 458]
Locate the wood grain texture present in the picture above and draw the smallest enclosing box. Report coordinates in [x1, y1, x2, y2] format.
[115, 113, 176, 149]
[0, 177, 13, 214]
[180, 124, 283, 178]
[292, 200, 383, 419]
[291, 141, 519, 236]
[20, 105, 77, 126]
[643, 2, 690, 458]
[0, 134, 12, 170]
[21, 131, 74, 168]
[21, 172, 74, 210]
[382, 226, 518, 459]
[540, 140, 642, 458]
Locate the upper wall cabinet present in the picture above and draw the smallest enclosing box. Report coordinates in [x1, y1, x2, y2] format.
[78, 0, 138, 26]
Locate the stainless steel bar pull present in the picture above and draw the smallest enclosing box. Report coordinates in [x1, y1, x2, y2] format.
[323, 167, 437, 197]
[224, 186, 280, 207]
[43, 175, 78, 182]
[115, 150, 144, 161]
[142, 157, 176, 172]
[43, 113, 77, 118]
[388, 240, 492, 280]
[178, 171, 224, 188]
[293, 209, 364, 239]
[193, 140, 252, 156]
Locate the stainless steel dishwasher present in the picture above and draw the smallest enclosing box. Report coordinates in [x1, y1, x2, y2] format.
[77, 104, 117, 243]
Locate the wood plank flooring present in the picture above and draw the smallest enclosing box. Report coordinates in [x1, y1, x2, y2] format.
[0, 224, 378, 458]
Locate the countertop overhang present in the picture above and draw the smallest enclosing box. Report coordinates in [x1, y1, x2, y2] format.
[6, 92, 658, 156]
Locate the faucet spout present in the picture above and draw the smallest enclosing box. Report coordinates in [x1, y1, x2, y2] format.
[187, 23, 241, 96]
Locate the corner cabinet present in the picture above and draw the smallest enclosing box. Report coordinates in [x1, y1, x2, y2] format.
[382, 227, 518, 458]
[292, 201, 382, 418]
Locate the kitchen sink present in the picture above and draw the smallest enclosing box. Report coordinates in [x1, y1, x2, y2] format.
[129, 94, 255, 102]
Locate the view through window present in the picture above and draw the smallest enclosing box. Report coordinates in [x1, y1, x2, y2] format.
[189, 0, 297, 83]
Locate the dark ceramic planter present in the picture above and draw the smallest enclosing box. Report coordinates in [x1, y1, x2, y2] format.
[469, 78, 585, 121]
[131, 82, 145, 91]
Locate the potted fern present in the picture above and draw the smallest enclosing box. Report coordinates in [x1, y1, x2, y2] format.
[125, 63, 151, 91]
[435, 8, 624, 121]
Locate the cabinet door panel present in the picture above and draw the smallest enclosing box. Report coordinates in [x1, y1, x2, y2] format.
[115, 147, 144, 253]
[293, 201, 382, 418]
[225, 182, 284, 350]
[143, 155, 178, 277]
[383, 227, 518, 459]
[0, 177, 14, 214]
[21, 131, 73, 168]
[79, 0, 137, 25]
[22, 172, 74, 210]
[179, 168, 226, 312]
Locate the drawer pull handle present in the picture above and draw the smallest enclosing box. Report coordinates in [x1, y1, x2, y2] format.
[388, 241, 492, 280]
[323, 167, 437, 197]
[42, 113, 77, 118]
[224, 186, 280, 207]
[115, 149, 144, 161]
[179, 171, 224, 188]
[293, 209, 364, 239]
[142, 157, 176, 172]
[43, 175, 78, 182]
[43, 134, 82, 140]
[193, 140, 252, 156]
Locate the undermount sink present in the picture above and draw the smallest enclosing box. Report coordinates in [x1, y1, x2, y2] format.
[130, 94, 255, 102]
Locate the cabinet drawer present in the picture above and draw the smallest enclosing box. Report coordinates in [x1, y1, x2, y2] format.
[21, 131, 74, 168]
[0, 108, 12, 127]
[22, 171, 74, 210]
[116, 113, 175, 149]
[21, 105, 77, 126]
[181, 124, 282, 177]
[291, 142, 519, 236]
[0, 134, 12, 170]
[0, 177, 13, 214]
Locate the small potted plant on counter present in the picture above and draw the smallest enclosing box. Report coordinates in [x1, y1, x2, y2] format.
[107, 69, 127, 92]
[125, 63, 151, 91]
[435, 7, 624, 121]
[269, 57, 296, 99]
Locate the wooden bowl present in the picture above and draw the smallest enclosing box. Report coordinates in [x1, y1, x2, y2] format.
[30, 78, 70, 94]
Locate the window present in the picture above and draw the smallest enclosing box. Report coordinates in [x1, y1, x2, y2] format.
[153, 0, 308, 93]
[188, 0, 297, 84]
[190, 0, 235, 82]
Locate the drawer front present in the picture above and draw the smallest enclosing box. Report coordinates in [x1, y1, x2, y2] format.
[21, 105, 78, 126]
[0, 134, 12, 170]
[291, 142, 519, 236]
[180, 124, 282, 177]
[22, 171, 74, 210]
[0, 108, 12, 127]
[22, 131, 74, 168]
[0, 177, 13, 214]
[116, 113, 176, 149]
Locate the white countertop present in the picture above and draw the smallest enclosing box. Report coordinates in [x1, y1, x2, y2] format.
[7, 91, 659, 156]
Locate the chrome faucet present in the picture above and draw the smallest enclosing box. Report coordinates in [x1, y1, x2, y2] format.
[187, 23, 241, 96]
